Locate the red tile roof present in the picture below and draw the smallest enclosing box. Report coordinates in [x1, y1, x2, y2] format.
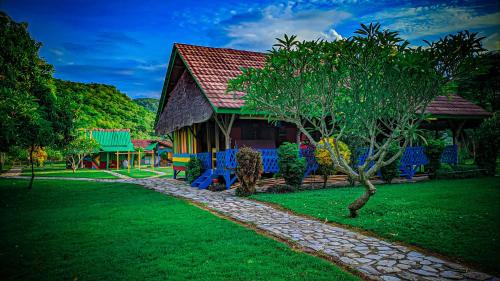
[175, 43, 266, 108]
[173, 43, 490, 118]
[426, 95, 491, 117]
[132, 139, 172, 150]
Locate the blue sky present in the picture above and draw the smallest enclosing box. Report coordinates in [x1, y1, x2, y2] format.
[2, 0, 499, 99]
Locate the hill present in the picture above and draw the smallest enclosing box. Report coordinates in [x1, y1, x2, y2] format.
[134, 98, 159, 113]
[55, 79, 155, 138]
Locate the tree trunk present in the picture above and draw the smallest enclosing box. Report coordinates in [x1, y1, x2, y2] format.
[348, 178, 376, 217]
[225, 133, 231, 150]
[28, 145, 35, 190]
[323, 174, 328, 189]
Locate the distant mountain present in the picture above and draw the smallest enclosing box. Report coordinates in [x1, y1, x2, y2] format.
[134, 98, 159, 113]
[54, 79, 156, 138]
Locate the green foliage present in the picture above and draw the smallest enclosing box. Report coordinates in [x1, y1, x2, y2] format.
[54, 79, 156, 138]
[235, 147, 263, 197]
[0, 12, 72, 188]
[277, 143, 306, 188]
[8, 146, 29, 163]
[475, 113, 499, 175]
[252, 177, 500, 273]
[133, 98, 159, 113]
[425, 139, 446, 179]
[436, 164, 485, 179]
[458, 52, 500, 112]
[380, 144, 401, 183]
[64, 137, 100, 172]
[186, 157, 202, 184]
[266, 184, 297, 193]
[45, 147, 64, 162]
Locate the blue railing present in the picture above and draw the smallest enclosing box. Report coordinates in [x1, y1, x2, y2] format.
[441, 145, 458, 165]
[188, 144, 458, 185]
[196, 152, 212, 170]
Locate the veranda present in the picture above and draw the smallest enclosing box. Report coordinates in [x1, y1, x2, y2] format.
[176, 144, 458, 190]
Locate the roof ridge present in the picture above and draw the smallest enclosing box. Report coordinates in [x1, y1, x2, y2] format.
[91, 128, 130, 132]
[174, 42, 266, 55]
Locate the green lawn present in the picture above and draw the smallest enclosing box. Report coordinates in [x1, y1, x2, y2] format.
[252, 177, 500, 273]
[114, 168, 158, 178]
[21, 164, 117, 179]
[0, 179, 358, 281]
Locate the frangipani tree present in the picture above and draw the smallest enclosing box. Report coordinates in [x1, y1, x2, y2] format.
[228, 23, 481, 217]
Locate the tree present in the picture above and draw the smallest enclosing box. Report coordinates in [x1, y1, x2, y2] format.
[64, 137, 99, 172]
[0, 12, 72, 188]
[228, 23, 481, 217]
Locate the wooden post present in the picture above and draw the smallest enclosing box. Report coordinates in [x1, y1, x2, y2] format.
[214, 121, 219, 151]
[152, 152, 155, 171]
[127, 151, 130, 173]
[138, 150, 141, 170]
[214, 114, 235, 149]
[106, 152, 109, 170]
[116, 152, 119, 170]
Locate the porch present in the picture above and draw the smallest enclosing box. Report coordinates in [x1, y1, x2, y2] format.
[173, 145, 458, 190]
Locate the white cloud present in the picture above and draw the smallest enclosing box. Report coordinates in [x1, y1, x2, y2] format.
[137, 63, 167, 71]
[50, 48, 64, 56]
[365, 5, 500, 41]
[224, 3, 350, 50]
[483, 32, 500, 51]
[133, 90, 161, 98]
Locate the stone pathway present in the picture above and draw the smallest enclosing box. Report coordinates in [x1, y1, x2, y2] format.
[3, 175, 498, 281]
[102, 169, 131, 179]
[0, 166, 22, 177]
[133, 178, 498, 281]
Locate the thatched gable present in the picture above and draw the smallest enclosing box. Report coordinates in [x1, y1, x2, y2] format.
[155, 70, 213, 134]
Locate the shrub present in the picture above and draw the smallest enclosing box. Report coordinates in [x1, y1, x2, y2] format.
[186, 157, 202, 184]
[32, 147, 48, 167]
[278, 142, 306, 188]
[475, 113, 499, 175]
[380, 144, 401, 183]
[235, 147, 263, 197]
[425, 139, 445, 179]
[436, 164, 485, 179]
[266, 184, 296, 193]
[315, 138, 351, 188]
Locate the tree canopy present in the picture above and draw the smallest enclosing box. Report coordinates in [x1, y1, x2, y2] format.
[228, 23, 482, 217]
[54, 79, 156, 139]
[0, 12, 72, 188]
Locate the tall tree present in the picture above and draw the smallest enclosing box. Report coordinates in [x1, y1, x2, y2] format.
[0, 12, 69, 188]
[228, 24, 481, 217]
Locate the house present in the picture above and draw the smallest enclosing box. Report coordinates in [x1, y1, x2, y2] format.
[154, 43, 491, 182]
[83, 129, 135, 169]
[132, 139, 173, 166]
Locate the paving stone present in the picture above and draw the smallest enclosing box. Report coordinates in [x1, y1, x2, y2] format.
[440, 270, 463, 279]
[409, 269, 438, 277]
[381, 275, 401, 281]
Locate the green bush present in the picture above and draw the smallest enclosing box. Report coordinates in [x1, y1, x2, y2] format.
[186, 157, 202, 184]
[436, 164, 485, 179]
[277, 142, 306, 188]
[266, 184, 297, 193]
[475, 113, 499, 175]
[380, 145, 401, 183]
[425, 139, 446, 179]
[235, 147, 263, 197]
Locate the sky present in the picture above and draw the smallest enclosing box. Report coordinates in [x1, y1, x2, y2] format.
[2, 0, 499, 99]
